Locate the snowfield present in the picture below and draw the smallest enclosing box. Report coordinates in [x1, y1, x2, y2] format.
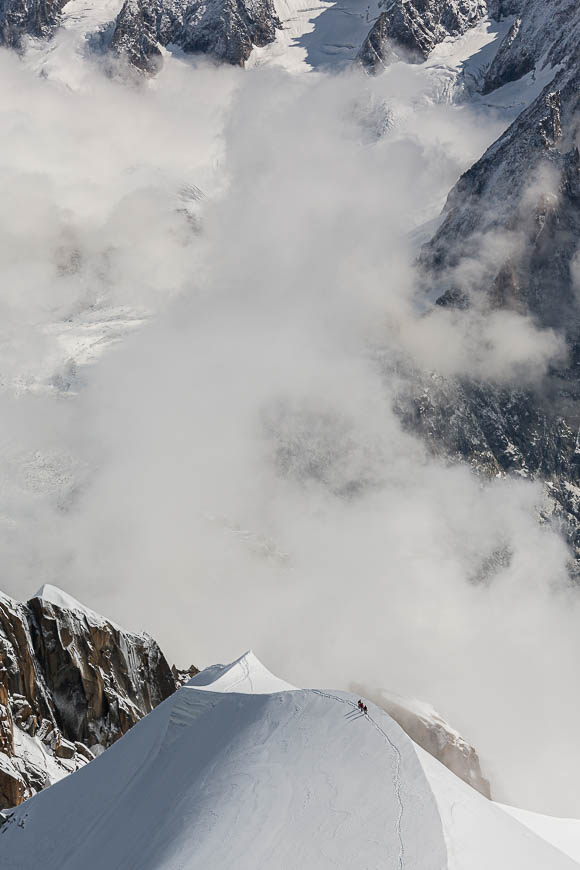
[1, 653, 578, 869]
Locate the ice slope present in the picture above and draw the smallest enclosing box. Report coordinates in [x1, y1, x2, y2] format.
[0, 655, 448, 869]
[499, 804, 580, 864]
[248, 0, 381, 72]
[2, 652, 578, 870]
[417, 745, 580, 869]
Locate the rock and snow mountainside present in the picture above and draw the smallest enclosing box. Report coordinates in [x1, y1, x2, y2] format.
[352, 684, 491, 798]
[1, 652, 578, 870]
[423, 1, 580, 336]
[0, 0, 280, 68]
[0, 0, 65, 48]
[358, 0, 487, 73]
[0, 586, 496, 814]
[109, 0, 280, 72]
[0, 0, 515, 74]
[409, 0, 580, 572]
[0, 585, 180, 810]
[393, 373, 580, 572]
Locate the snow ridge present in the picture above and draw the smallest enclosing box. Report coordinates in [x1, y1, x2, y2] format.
[311, 688, 405, 870]
[188, 650, 296, 693]
[3, 656, 577, 869]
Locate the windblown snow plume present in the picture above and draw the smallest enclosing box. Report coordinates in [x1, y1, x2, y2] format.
[0, 15, 578, 817]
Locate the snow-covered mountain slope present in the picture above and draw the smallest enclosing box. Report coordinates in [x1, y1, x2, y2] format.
[417, 745, 580, 870]
[0, 0, 66, 48]
[422, 0, 580, 331]
[248, 0, 380, 73]
[0, 585, 181, 809]
[0, 589, 498, 815]
[396, 0, 580, 574]
[482, 0, 577, 94]
[352, 685, 491, 797]
[0, 0, 516, 77]
[358, 0, 487, 73]
[1, 652, 576, 869]
[499, 803, 580, 864]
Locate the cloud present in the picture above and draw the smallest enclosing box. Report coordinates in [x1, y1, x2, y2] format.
[0, 47, 578, 814]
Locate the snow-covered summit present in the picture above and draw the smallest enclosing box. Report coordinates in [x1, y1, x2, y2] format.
[33, 584, 105, 623]
[188, 650, 296, 693]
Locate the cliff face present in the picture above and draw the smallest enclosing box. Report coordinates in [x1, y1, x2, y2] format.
[408, 0, 580, 572]
[482, 0, 576, 94]
[0, 0, 66, 49]
[110, 0, 280, 73]
[0, 0, 279, 71]
[393, 372, 580, 572]
[358, 0, 487, 73]
[0, 585, 184, 810]
[421, 0, 580, 334]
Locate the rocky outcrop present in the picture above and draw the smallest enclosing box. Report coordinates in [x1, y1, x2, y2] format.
[172, 664, 201, 685]
[352, 683, 491, 797]
[358, 0, 487, 73]
[110, 0, 280, 73]
[483, 0, 577, 95]
[393, 372, 580, 572]
[110, 0, 163, 73]
[0, 0, 66, 48]
[0, 585, 182, 810]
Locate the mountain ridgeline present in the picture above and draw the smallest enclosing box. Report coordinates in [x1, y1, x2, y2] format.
[0, 587, 491, 809]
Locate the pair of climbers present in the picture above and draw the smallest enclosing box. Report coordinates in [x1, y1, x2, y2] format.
[357, 699, 368, 715]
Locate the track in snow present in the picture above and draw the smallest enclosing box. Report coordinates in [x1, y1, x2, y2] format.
[311, 688, 405, 870]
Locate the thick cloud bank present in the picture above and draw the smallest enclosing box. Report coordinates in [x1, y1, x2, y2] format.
[0, 44, 578, 815]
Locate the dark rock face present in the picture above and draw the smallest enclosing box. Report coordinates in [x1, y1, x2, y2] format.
[358, 13, 399, 73]
[396, 377, 576, 482]
[483, 0, 578, 95]
[358, 0, 487, 73]
[0, 0, 66, 48]
[416, 1, 580, 538]
[481, 16, 533, 94]
[110, 0, 163, 72]
[422, 84, 580, 337]
[0, 588, 181, 810]
[422, 0, 580, 330]
[110, 0, 280, 73]
[25, 595, 177, 746]
[486, 0, 523, 16]
[416, 0, 580, 494]
[393, 373, 580, 573]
